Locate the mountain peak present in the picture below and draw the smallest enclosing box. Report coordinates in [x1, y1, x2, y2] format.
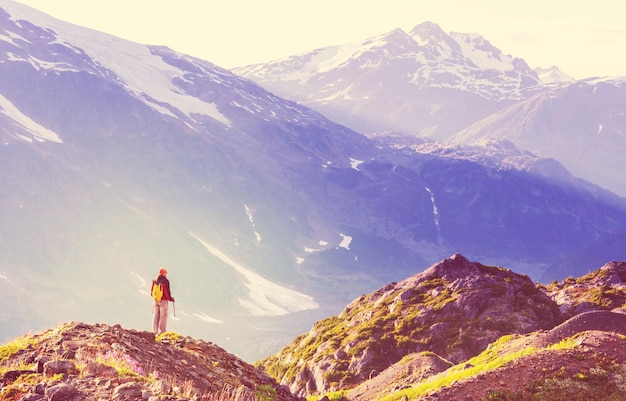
[402, 253, 486, 284]
[373, 27, 417, 47]
[535, 65, 576, 83]
[408, 21, 462, 61]
[408, 21, 448, 44]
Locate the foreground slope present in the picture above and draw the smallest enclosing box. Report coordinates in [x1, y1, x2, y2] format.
[0, 322, 301, 401]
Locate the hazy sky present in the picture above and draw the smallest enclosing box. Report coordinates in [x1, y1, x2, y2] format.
[14, 0, 626, 79]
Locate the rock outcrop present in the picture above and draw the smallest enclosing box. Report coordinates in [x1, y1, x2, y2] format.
[258, 254, 563, 397]
[546, 260, 626, 316]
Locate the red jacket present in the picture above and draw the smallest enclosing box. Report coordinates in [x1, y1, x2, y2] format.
[152, 275, 174, 302]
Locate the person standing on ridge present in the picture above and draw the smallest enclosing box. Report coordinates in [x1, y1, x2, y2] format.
[151, 267, 175, 335]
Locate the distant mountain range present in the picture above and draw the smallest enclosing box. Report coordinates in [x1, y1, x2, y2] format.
[235, 22, 626, 197]
[1, 0, 626, 362]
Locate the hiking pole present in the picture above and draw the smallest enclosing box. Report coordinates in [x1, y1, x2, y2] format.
[172, 300, 177, 332]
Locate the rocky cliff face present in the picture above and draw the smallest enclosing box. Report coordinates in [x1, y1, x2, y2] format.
[0, 322, 301, 401]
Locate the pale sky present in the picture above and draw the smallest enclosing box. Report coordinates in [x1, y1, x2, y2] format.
[13, 0, 626, 79]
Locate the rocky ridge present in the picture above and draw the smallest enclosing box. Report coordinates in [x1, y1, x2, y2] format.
[0, 322, 301, 401]
[257, 255, 626, 400]
[546, 260, 626, 317]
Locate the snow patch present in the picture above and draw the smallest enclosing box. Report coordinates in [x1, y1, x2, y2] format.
[0, 94, 62, 143]
[425, 187, 442, 244]
[315, 42, 362, 74]
[2, 2, 230, 126]
[452, 32, 514, 71]
[190, 233, 318, 316]
[244, 204, 262, 243]
[188, 311, 223, 324]
[338, 233, 352, 250]
[350, 158, 364, 171]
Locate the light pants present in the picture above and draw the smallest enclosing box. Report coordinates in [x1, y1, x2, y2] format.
[152, 300, 169, 334]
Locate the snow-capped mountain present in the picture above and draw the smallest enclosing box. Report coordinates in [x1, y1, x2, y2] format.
[534, 66, 576, 84]
[234, 22, 542, 140]
[2, 0, 626, 361]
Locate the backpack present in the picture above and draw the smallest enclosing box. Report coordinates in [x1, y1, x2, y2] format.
[152, 280, 163, 302]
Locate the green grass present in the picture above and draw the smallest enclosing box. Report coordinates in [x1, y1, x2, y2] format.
[376, 334, 581, 401]
[0, 336, 37, 363]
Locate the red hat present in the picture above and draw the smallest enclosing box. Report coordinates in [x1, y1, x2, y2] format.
[159, 268, 168, 275]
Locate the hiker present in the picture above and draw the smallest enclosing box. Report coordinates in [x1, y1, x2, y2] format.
[151, 267, 175, 335]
